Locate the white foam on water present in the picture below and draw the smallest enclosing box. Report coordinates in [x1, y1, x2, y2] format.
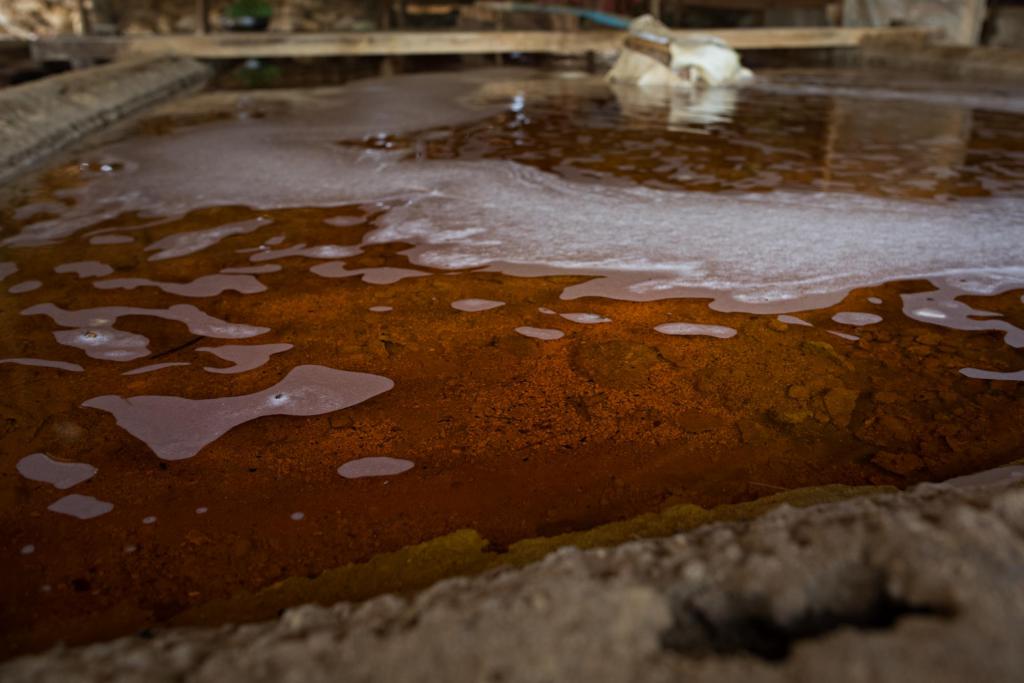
[867, 297, 883, 304]
[960, 367, 1024, 382]
[832, 312, 883, 326]
[654, 322, 737, 338]
[48, 494, 113, 519]
[94, 274, 267, 298]
[250, 243, 361, 262]
[829, 330, 860, 342]
[24, 303, 270, 363]
[777, 314, 812, 327]
[290, 512, 305, 521]
[8, 280, 41, 294]
[0, 262, 17, 281]
[451, 299, 505, 312]
[561, 312, 611, 324]
[4, 71, 1021, 315]
[146, 217, 271, 262]
[55, 261, 114, 278]
[515, 326, 565, 340]
[82, 364, 393, 460]
[901, 278, 1024, 348]
[196, 343, 293, 374]
[338, 457, 414, 479]
[20, 545, 34, 556]
[54, 327, 150, 362]
[0, 358, 83, 372]
[16, 453, 97, 490]
[369, 305, 393, 312]
[324, 215, 366, 227]
[310, 262, 429, 284]
[142, 516, 156, 524]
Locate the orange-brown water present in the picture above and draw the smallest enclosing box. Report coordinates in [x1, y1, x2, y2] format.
[1, 68, 1022, 656]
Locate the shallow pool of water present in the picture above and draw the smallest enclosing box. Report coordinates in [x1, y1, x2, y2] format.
[1, 67, 1022, 655]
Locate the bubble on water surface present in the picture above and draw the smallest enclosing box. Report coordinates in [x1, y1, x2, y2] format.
[82, 364, 394, 461]
[16, 453, 97, 490]
[868, 297, 883, 304]
[828, 331, 860, 341]
[654, 323, 737, 338]
[48, 494, 113, 519]
[142, 516, 156, 525]
[290, 512, 305, 521]
[196, 507, 208, 514]
[0, 262, 17, 281]
[338, 457, 414, 479]
[832, 312, 883, 326]
[538, 307, 556, 315]
[451, 298, 505, 312]
[369, 306, 393, 312]
[515, 326, 565, 340]
[55, 261, 114, 278]
[20, 545, 34, 556]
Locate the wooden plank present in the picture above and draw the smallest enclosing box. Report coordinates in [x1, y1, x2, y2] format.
[30, 26, 938, 63]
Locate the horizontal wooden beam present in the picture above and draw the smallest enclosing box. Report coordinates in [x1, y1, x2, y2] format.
[30, 26, 937, 63]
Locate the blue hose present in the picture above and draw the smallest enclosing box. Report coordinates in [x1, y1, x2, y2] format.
[494, 3, 632, 29]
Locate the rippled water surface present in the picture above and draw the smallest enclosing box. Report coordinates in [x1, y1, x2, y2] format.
[1, 67, 1022, 655]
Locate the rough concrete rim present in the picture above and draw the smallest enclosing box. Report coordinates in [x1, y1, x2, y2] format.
[3, 474, 1023, 682]
[0, 55, 210, 186]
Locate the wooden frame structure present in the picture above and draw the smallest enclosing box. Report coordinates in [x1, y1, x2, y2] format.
[30, 25, 936, 63]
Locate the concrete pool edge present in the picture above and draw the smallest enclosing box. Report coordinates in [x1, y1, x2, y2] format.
[5, 471, 1024, 680]
[0, 56, 211, 187]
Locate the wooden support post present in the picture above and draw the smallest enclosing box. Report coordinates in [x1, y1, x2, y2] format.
[76, 0, 92, 35]
[651, 0, 662, 20]
[955, 0, 986, 46]
[196, 0, 210, 34]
